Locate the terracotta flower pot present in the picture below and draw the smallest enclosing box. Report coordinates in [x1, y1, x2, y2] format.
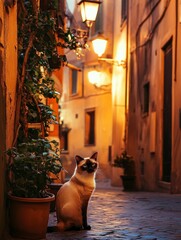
[8, 192, 55, 239]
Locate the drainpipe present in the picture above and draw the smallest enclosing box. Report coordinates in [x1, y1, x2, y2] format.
[124, 0, 129, 150]
[81, 62, 84, 98]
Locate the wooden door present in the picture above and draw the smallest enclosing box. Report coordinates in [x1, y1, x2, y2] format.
[162, 39, 172, 182]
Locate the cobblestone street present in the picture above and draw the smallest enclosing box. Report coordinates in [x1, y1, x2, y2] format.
[47, 185, 181, 240]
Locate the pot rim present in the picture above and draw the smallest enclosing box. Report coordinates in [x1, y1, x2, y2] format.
[8, 192, 55, 202]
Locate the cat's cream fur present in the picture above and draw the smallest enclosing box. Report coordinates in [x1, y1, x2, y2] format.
[56, 152, 98, 231]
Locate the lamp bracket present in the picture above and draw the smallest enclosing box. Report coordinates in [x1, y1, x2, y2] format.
[98, 57, 126, 68]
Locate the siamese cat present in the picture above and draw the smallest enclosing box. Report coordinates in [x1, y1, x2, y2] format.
[56, 152, 98, 231]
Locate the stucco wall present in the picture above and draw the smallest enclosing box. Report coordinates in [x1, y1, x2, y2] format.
[110, 0, 128, 186]
[0, 2, 6, 236]
[127, 0, 177, 191]
[0, 2, 17, 237]
[60, 66, 112, 179]
[172, 1, 181, 193]
[60, 0, 114, 180]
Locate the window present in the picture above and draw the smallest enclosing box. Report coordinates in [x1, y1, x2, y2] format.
[69, 69, 82, 98]
[121, 0, 127, 25]
[59, 125, 71, 152]
[85, 109, 95, 145]
[71, 70, 78, 95]
[61, 131, 68, 151]
[143, 82, 150, 114]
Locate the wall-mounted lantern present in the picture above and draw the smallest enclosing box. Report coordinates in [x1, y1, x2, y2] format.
[92, 35, 108, 57]
[88, 70, 101, 85]
[88, 70, 111, 88]
[78, 0, 102, 28]
[92, 34, 126, 67]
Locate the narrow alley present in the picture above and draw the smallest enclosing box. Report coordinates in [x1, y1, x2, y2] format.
[2, 1, 181, 239]
[46, 183, 181, 240]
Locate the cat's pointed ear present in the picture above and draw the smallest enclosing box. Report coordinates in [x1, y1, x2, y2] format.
[75, 155, 84, 164]
[90, 152, 98, 161]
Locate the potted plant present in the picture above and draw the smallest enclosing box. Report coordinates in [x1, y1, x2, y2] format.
[5, 0, 78, 238]
[113, 151, 136, 191]
[6, 139, 62, 239]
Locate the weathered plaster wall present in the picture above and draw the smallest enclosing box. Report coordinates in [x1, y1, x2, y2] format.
[61, 0, 113, 180]
[61, 65, 112, 178]
[5, 4, 17, 149]
[127, 0, 176, 191]
[171, 1, 181, 193]
[110, 0, 127, 186]
[0, 2, 17, 237]
[0, 2, 6, 236]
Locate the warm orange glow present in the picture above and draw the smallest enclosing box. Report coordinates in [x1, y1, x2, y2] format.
[88, 70, 110, 87]
[88, 70, 101, 85]
[115, 35, 127, 62]
[92, 37, 107, 57]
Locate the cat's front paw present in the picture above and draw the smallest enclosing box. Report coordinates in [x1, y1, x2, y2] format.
[84, 225, 91, 230]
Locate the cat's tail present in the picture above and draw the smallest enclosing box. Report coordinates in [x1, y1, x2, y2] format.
[57, 221, 66, 231]
[57, 220, 83, 231]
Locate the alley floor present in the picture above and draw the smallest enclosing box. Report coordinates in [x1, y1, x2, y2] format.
[4, 180, 181, 240]
[46, 182, 181, 240]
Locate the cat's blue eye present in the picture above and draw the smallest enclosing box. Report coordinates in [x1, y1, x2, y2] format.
[82, 164, 87, 169]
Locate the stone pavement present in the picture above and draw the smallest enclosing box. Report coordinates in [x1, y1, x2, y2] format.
[47, 182, 181, 240]
[3, 180, 181, 240]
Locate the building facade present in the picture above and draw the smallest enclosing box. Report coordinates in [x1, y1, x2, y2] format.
[62, 0, 181, 193]
[60, 0, 116, 179]
[127, 0, 181, 193]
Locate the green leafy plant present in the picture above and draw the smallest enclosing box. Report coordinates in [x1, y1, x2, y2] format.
[7, 139, 62, 198]
[16, 0, 74, 141]
[6, 0, 79, 198]
[113, 151, 135, 176]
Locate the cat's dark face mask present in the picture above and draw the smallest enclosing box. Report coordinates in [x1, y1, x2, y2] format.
[75, 152, 98, 173]
[80, 159, 98, 173]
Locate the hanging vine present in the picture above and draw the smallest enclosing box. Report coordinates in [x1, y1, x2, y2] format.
[13, 0, 78, 145]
